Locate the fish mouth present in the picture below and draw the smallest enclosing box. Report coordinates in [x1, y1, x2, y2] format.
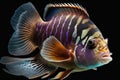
[100, 52, 112, 61]
[97, 52, 112, 66]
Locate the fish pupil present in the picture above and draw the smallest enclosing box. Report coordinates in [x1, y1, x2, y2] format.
[87, 40, 96, 49]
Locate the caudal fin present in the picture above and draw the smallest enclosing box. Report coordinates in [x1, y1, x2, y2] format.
[8, 2, 42, 56]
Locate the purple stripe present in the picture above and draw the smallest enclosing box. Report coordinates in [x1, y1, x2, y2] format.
[60, 16, 68, 41]
[55, 15, 63, 36]
[35, 26, 39, 39]
[66, 31, 69, 43]
[36, 23, 42, 38]
[36, 24, 39, 31]
[40, 24, 43, 32]
[65, 16, 74, 43]
[50, 17, 57, 35]
[66, 16, 78, 43]
[46, 20, 53, 37]
[36, 23, 45, 45]
[36, 23, 42, 32]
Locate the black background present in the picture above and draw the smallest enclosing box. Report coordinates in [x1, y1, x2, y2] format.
[0, 0, 119, 80]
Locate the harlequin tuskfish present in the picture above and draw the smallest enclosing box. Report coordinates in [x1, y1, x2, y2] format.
[0, 2, 112, 80]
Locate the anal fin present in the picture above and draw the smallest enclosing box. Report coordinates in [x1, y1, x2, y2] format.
[52, 69, 73, 80]
[41, 69, 57, 79]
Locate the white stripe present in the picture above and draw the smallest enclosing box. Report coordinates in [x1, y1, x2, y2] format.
[60, 15, 70, 41]
[72, 16, 82, 38]
[50, 17, 57, 35]
[82, 31, 100, 47]
[81, 28, 90, 39]
[55, 15, 63, 36]
[89, 31, 100, 40]
[81, 24, 96, 39]
[82, 19, 89, 24]
[68, 15, 76, 30]
[82, 36, 88, 45]
[66, 15, 76, 42]
[75, 36, 80, 45]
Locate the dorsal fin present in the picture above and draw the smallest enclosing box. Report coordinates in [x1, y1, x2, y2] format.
[44, 3, 89, 21]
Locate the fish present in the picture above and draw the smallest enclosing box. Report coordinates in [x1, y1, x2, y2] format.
[0, 2, 112, 80]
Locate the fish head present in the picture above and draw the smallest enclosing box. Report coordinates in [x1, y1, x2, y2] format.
[74, 32, 112, 69]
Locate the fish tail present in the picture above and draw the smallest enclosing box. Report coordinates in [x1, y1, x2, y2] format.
[0, 54, 55, 79]
[8, 2, 42, 56]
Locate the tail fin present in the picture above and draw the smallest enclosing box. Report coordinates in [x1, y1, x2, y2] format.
[8, 2, 42, 56]
[0, 55, 55, 79]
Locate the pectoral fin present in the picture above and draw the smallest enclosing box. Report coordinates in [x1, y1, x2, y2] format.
[40, 36, 71, 62]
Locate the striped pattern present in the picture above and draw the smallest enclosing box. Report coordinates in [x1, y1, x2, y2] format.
[46, 19, 53, 37]
[74, 19, 99, 45]
[81, 24, 95, 39]
[54, 15, 63, 36]
[82, 19, 89, 24]
[60, 15, 70, 41]
[72, 16, 82, 38]
[75, 36, 80, 45]
[35, 15, 99, 47]
[66, 15, 76, 43]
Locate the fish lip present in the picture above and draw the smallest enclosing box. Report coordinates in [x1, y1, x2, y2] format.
[100, 52, 112, 60]
[99, 52, 112, 64]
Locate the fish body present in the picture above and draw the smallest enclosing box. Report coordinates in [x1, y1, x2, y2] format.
[0, 2, 112, 80]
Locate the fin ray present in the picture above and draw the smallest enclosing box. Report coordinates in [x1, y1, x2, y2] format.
[0, 55, 55, 79]
[8, 2, 42, 56]
[44, 3, 89, 20]
[41, 36, 71, 62]
[52, 69, 73, 80]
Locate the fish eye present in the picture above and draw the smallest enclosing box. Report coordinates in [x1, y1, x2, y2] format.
[87, 40, 96, 49]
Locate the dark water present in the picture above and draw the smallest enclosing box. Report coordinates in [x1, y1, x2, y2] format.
[0, 0, 119, 80]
